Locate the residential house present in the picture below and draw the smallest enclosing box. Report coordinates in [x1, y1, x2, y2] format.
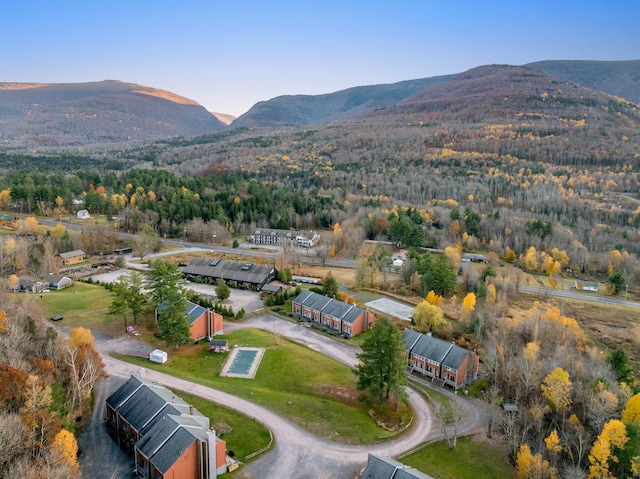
[207, 340, 229, 353]
[47, 274, 73, 290]
[182, 258, 276, 290]
[261, 283, 284, 295]
[59, 249, 85, 266]
[14, 276, 48, 293]
[361, 454, 435, 479]
[292, 290, 375, 337]
[105, 375, 229, 478]
[156, 300, 223, 341]
[391, 250, 408, 267]
[575, 280, 599, 292]
[404, 329, 479, 389]
[0, 214, 15, 228]
[461, 253, 486, 263]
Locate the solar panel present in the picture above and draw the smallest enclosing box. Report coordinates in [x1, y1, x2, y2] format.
[209, 259, 221, 266]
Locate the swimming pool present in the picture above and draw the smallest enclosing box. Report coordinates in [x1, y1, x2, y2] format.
[220, 347, 265, 379]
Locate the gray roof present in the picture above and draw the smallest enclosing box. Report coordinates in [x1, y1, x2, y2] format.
[409, 334, 454, 366]
[209, 339, 228, 347]
[293, 289, 314, 305]
[361, 454, 435, 479]
[322, 300, 354, 319]
[261, 283, 283, 293]
[136, 414, 207, 471]
[299, 291, 333, 311]
[402, 329, 422, 351]
[342, 306, 364, 325]
[442, 344, 471, 371]
[59, 249, 85, 259]
[106, 375, 147, 410]
[182, 257, 275, 286]
[48, 274, 71, 284]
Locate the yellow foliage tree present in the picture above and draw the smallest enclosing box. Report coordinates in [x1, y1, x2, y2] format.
[550, 248, 569, 267]
[0, 309, 6, 333]
[541, 367, 572, 413]
[412, 301, 447, 334]
[51, 429, 80, 475]
[517, 443, 558, 479]
[588, 419, 628, 479]
[7, 274, 19, 291]
[69, 327, 95, 349]
[524, 246, 539, 272]
[505, 247, 516, 263]
[622, 393, 640, 425]
[461, 292, 476, 316]
[486, 283, 497, 303]
[0, 188, 11, 208]
[425, 290, 443, 306]
[545, 429, 562, 454]
[52, 223, 66, 239]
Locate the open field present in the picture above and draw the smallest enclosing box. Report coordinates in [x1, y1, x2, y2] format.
[114, 328, 412, 445]
[401, 437, 516, 479]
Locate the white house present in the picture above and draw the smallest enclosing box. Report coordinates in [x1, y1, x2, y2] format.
[76, 209, 90, 220]
[575, 280, 599, 292]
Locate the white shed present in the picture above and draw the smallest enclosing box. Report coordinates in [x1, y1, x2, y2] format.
[149, 349, 168, 364]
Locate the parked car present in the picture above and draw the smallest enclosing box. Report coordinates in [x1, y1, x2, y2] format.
[50, 314, 64, 321]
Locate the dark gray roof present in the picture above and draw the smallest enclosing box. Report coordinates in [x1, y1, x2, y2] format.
[361, 454, 435, 479]
[322, 300, 354, 319]
[146, 418, 207, 473]
[410, 334, 454, 365]
[402, 329, 422, 351]
[342, 306, 364, 325]
[48, 274, 71, 284]
[137, 414, 207, 468]
[442, 344, 471, 371]
[300, 291, 332, 311]
[261, 283, 282, 293]
[182, 257, 275, 286]
[59, 249, 85, 259]
[106, 375, 146, 410]
[209, 339, 228, 347]
[293, 289, 314, 305]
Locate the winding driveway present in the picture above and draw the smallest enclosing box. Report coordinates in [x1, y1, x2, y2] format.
[92, 314, 486, 478]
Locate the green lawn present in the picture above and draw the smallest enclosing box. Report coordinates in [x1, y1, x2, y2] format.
[39, 282, 125, 337]
[174, 389, 271, 462]
[401, 438, 516, 479]
[115, 328, 411, 444]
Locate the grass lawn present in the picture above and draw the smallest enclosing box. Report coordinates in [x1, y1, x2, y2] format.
[114, 328, 411, 445]
[401, 438, 516, 479]
[173, 389, 271, 462]
[39, 282, 125, 337]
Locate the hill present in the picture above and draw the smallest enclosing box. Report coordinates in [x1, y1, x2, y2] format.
[527, 59, 640, 104]
[230, 74, 455, 128]
[0, 80, 227, 148]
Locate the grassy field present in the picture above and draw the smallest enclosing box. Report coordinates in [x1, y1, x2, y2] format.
[401, 438, 516, 479]
[114, 328, 411, 445]
[173, 389, 271, 462]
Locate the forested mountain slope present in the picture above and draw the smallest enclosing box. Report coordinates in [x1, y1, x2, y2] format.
[0, 80, 226, 147]
[527, 59, 640, 104]
[230, 74, 455, 128]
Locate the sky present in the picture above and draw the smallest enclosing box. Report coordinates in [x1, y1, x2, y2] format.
[2, 1, 639, 117]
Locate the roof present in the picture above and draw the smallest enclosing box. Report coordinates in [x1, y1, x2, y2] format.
[361, 454, 435, 479]
[402, 329, 422, 351]
[158, 299, 206, 325]
[442, 344, 471, 371]
[137, 414, 208, 471]
[182, 257, 275, 286]
[209, 339, 228, 347]
[261, 283, 283, 293]
[576, 280, 599, 287]
[300, 291, 333, 311]
[48, 274, 71, 284]
[364, 298, 414, 321]
[321, 299, 354, 319]
[59, 249, 85, 259]
[342, 306, 364, 325]
[410, 334, 454, 366]
[461, 253, 486, 261]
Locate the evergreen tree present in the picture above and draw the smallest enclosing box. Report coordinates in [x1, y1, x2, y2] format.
[215, 279, 231, 301]
[322, 272, 339, 299]
[157, 288, 190, 348]
[421, 254, 457, 296]
[108, 276, 129, 330]
[356, 317, 407, 408]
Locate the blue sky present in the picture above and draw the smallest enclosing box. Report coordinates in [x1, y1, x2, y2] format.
[2, 1, 638, 116]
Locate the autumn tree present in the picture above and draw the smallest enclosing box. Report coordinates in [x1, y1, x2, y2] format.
[461, 292, 476, 318]
[622, 393, 640, 425]
[541, 367, 572, 414]
[412, 301, 447, 334]
[64, 328, 106, 412]
[588, 419, 628, 479]
[425, 290, 443, 306]
[516, 443, 558, 479]
[49, 429, 80, 477]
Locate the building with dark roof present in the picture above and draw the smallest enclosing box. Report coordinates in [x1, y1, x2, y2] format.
[105, 375, 229, 478]
[156, 299, 223, 341]
[361, 454, 436, 479]
[58, 249, 85, 266]
[403, 330, 479, 389]
[182, 258, 276, 290]
[292, 290, 375, 337]
[47, 274, 73, 290]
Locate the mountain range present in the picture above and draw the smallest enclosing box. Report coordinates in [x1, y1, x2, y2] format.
[0, 60, 638, 149]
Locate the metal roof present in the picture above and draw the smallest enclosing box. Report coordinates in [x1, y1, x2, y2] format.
[182, 257, 275, 286]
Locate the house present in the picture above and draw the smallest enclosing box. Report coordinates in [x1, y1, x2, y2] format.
[105, 374, 230, 478]
[76, 209, 90, 219]
[0, 214, 16, 228]
[156, 300, 224, 341]
[404, 329, 479, 389]
[461, 253, 486, 263]
[207, 339, 229, 353]
[391, 250, 408, 267]
[261, 283, 284, 295]
[182, 258, 277, 290]
[575, 280, 599, 292]
[292, 290, 376, 337]
[59, 249, 85, 266]
[361, 454, 435, 479]
[47, 274, 72, 290]
[14, 276, 48, 293]
[250, 228, 319, 247]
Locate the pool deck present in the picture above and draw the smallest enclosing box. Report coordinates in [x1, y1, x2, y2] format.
[219, 346, 265, 379]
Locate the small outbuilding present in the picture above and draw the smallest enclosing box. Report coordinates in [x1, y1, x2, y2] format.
[575, 280, 599, 292]
[76, 209, 90, 220]
[149, 349, 168, 364]
[207, 339, 229, 353]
